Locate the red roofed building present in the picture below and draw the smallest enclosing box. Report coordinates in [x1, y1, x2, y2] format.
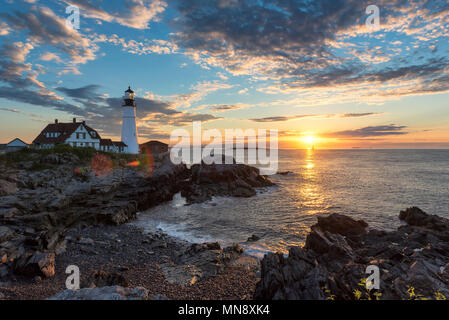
[139, 140, 168, 154]
[32, 118, 128, 153]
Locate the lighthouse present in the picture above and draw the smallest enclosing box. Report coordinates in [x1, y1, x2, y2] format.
[121, 86, 139, 154]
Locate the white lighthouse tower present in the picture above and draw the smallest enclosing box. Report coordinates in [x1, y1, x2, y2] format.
[121, 86, 139, 154]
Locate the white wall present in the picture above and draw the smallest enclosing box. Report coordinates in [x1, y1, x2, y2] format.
[65, 124, 101, 149]
[121, 106, 139, 154]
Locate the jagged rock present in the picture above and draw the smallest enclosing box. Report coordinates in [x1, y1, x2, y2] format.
[0, 226, 15, 242]
[0, 207, 20, 220]
[314, 213, 368, 237]
[40, 153, 80, 165]
[48, 286, 148, 300]
[81, 270, 128, 288]
[0, 179, 18, 196]
[1, 152, 274, 280]
[0, 265, 9, 278]
[255, 208, 449, 300]
[400, 207, 449, 232]
[14, 252, 55, 278]
[277, 171, 293, 176]
[161, 242, 244, 286]
[183, 162, 274, 203]
[247, 234, 260, 242]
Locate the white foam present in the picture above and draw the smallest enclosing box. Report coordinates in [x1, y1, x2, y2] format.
[171, 192, 187, 208]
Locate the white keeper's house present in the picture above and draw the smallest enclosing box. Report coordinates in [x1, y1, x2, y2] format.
[32, 86, 139, 154]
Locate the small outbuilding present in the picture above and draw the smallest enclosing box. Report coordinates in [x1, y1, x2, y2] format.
[0, 138, 28, 153]
[139, 141, 168, 154]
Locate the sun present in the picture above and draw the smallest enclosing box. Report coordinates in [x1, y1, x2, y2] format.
[303, 135, 316, 145]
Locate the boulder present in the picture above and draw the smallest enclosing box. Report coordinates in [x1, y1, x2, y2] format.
[161, 242, 244, 286]
[1, 152, 274, 285]
[255, 208, 449, 300]
[0, 226, 15, 242]
[48, 286, 149, 300]
[247, 234, 260, 242]
[400, 207, 449, 232]
[184, 161, 274, 204]
[0, 179, 18, 196]
[314, 213, 368, 237]
[0, 207, 20, 220]
[14, 252, 55, 278]
[81, 270, 128, 288]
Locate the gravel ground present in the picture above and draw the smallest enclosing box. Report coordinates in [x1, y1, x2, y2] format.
[0, 224, 258, 300]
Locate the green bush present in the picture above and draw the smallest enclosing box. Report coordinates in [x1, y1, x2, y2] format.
[53, 144, 74, 154]
[29, 161, 53, 172]
[0, 144, 143, 170]
[2, 147, 35, 164]
[51, 144, 97, 161]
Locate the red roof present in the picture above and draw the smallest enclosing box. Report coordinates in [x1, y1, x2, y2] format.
[100, 139, 127, 147]
[140, 140, 168, 147]
[100, 139, 113, 146]
[33, 122, 101, 145]
[112, 141, 127, 147]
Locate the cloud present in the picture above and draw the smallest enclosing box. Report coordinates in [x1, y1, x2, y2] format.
[210, 104, 245, 112]
[1, 6, 98, 65]
[340, 113, 383, 118]
[39, 52, 62, 63]
[0, 107, 22, 113]
[250, 115, 319, 123]
[0, 86, 81, 115]
[56, 85, 104, 101]
[146, 112, 223, 126]
[169, 81, 233, 110]
[328, 124, 408, 138]
[62, 0, 167, 29]
[250, 112, 383, 122]
[51, 84, 222, 137]
[0, 39, 65, 104]
[0, 21, 11, 36]
[172, 0, 449, 100]
[90, 33, 177, 55]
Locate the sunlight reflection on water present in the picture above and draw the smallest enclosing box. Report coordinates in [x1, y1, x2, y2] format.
[132, 149, 449, 258]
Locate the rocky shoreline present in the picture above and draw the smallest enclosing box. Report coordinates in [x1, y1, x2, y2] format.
[0, 149, 270, 299]
[255, 207, 449, 300]
[2, 149, 449, 300]
[1, 223, 259, 300]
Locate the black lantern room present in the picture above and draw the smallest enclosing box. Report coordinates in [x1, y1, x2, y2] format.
[123, 86, 136, 107]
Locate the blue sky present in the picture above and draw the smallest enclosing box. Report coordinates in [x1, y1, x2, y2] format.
[0, 0, 448, 148]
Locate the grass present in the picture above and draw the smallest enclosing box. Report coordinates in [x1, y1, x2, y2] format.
[0, 144, 143, 172]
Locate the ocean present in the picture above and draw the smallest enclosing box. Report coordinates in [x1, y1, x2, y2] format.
[131, 149, 449, 258]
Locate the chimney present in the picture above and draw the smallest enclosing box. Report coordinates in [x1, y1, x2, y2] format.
[55, 119, 58, 124]
[82, 120, 86, 125]
[73, 118, 76, 123]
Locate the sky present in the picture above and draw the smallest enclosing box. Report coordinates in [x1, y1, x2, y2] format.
[0, 0, 448, 149]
